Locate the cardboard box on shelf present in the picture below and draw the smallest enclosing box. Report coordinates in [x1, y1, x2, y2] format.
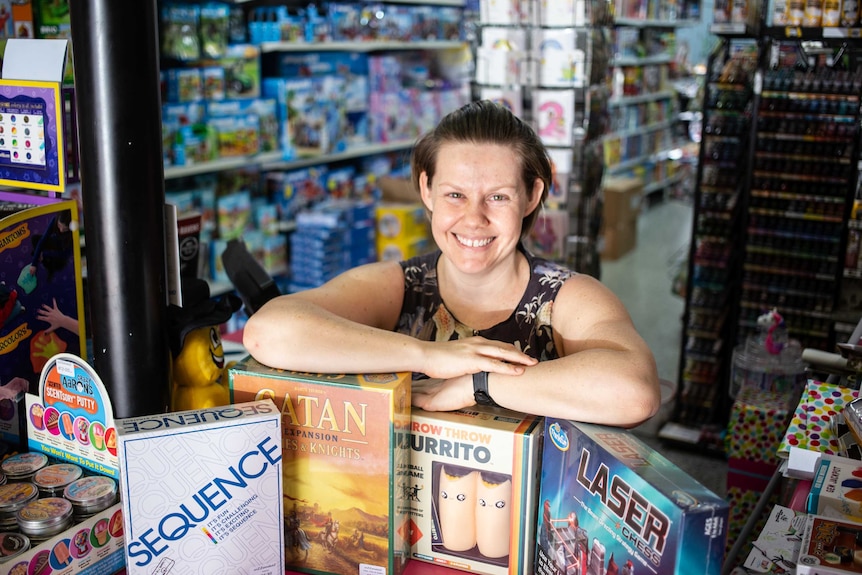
[229, 357, 412, 575]
[407, 406, 543, 575]
[599, 221, 637, 261]
[602, 176, 643, 227]
[116, 399, 284, 575]
[536, 419, 729, 575]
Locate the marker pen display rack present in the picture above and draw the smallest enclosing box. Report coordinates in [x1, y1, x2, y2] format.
[669, 38, 756, 445]
[739, 63, 861, 355]
[666, 28, 862, 450]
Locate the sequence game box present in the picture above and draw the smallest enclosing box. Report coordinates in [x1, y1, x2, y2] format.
[536, 419, 728, 575]
[406, 406, 543, 575]
[229, 357, 412, 575]
[116, 399, 284, 575]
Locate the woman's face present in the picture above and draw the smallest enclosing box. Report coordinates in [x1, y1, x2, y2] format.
[419, 143, 542, 275]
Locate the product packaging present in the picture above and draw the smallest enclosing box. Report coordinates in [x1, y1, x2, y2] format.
[116, 399, 284, 575]
[0, 193, 86, 447]
[229, 357, 411, 575]
[808, 453, 862, 523]
[7, 353, 125, 575]
[536, 419, 729, 575]
[407, 406, 543, 575]
[797, 513, 862, 574]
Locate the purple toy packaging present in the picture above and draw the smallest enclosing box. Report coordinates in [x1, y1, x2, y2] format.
[536, 419, 728, 575]
[0, 191, 85, 446]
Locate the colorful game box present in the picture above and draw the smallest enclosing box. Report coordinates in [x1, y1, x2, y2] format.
[229, 357, 412, 575]
[406, 406, 543, 575]
[808, 453, 862, 524]
[536, 419, 729, 575]
[0, 193, 85, 446]
[797, 514, 862, 574]
[116, 399, 284, 575]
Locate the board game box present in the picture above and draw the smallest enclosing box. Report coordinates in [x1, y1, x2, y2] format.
[406, 406, 543, 575]
[116, 399, 284, 575]
[229, 357, 412, 575]
[797, 513, 862, 574]
[536, 419, 729, 575]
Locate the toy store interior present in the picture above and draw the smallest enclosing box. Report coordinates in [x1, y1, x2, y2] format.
[1, 0, 862, 573]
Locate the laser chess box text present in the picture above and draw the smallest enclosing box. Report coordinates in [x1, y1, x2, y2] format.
[536, 419, 728, 575]
[406, 406, 543, 575]
[229, 357, 412, 575]
[116, 399, 284, 575]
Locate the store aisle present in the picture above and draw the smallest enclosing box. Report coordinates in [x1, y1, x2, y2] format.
[600, 199, 729, 498]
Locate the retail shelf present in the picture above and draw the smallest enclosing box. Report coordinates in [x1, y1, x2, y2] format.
[612, 54, 673, 66]
[164, 140, 416, 179]
[606, 119, 675, 140]
[615, 18, 700, 27]
[260, 40, 466, 53]
[608, 90, 675, 106]
[642, 172, 685, 196]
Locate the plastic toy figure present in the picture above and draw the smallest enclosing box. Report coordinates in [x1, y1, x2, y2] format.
[168, 278, 240, 411]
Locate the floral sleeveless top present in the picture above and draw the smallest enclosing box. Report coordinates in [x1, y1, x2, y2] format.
[396, 246, 578, 361]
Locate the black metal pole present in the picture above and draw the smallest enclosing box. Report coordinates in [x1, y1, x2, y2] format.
[68, 0, 170, 417]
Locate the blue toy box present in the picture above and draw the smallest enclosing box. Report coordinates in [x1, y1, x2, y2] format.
[536, 420, 728, 575]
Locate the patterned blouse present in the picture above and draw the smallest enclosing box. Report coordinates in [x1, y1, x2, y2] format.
[396, 245, 578, 361]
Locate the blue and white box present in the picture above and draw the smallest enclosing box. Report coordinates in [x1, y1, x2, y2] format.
[116, 400, 284, 575]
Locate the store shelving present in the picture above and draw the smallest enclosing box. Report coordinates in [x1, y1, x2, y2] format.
[604, 17, 695, 204]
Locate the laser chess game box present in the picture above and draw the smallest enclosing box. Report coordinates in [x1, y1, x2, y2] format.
[407, 406, 543, 575]
[229, 357, 412, 575]
[536, 419, 728, 575]
[116, 399, 284, 575]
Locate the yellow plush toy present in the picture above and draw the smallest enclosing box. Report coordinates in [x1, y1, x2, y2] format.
[168, 279, 241, 412]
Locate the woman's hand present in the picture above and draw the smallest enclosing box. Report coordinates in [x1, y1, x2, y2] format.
[417, 336, 536, 380]
[411, 374, 474, 412]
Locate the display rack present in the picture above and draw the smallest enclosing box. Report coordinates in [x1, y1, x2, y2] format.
[665, 24, 862, 451]
[472, 0, 612, 276]
[605, 19, 694, 205]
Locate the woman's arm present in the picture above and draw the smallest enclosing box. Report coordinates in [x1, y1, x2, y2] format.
[412, 274, 661, 427]
[242, 260, 537, 378]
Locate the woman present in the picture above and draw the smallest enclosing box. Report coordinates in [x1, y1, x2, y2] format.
[243, 100, 660, 426]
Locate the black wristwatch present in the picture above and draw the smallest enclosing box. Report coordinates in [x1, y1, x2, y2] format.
[472, 371, 499, 407]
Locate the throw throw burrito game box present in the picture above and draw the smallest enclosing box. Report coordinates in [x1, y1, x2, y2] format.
[229, 357, 412, 575]
[116, 400, 284, 575]
[406, 406, 543, 575]
[536, 419, 729, 575]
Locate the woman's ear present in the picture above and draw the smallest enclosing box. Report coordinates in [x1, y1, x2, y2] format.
[419, 171, 434, 212]
[525, 179, 544, 216]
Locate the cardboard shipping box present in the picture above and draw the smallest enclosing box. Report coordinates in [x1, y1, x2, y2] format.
[602, 176, 643, 227]
[536, 419, 728, 575]
[406, 406, 543, 575]
[229, 357, 412, 575]
[599, 222, 637, 261]
[116, 400, 284, 575]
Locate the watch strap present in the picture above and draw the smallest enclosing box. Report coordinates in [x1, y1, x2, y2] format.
[472, 371, 499, 407]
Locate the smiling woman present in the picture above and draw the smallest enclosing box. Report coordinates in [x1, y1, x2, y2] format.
[243, 100, 661, 426]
